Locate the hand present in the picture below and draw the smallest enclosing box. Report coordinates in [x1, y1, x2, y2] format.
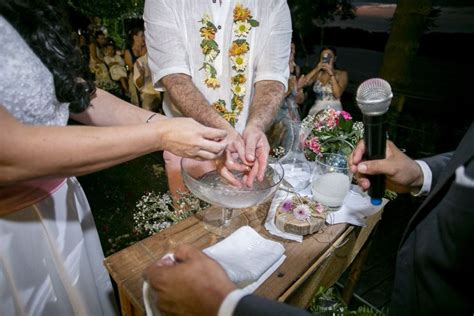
[155, 118, 227, 160]
[136, 61, 145, 77]
[349, 140, 424, 193]
[215, 130, 251, 187]
[242, 125, 270, 187]
[320, 64, 334, 76]
[297, 74, 307, 89]
[143, 244, 236, 316]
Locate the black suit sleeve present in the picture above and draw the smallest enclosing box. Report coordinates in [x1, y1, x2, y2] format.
[421, 152, 453, 187]
[234, 294, 311, 316]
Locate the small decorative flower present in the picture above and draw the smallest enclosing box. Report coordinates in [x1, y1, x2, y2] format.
[231, 55, 247, 71]
[281, 199, 293, 212]
[340, 111, 352, 120]
[293, 204, 311, 221]
[205, 77, 220, 89]
[233, 3, 251, 21]
[234, 21, 251, 36]
[229, 42, 249, 56]
[231, 83, 246, 97]
[314, 202, 325, 214]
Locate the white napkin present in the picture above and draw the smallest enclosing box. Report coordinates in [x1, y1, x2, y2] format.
[203, 226, 285, 288]
[326, 185, 388, 226]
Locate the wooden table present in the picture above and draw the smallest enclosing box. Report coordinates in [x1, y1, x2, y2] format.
[104, 202, 383, 316]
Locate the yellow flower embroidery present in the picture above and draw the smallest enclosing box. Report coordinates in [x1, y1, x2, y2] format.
[229, 42, 249, 56]
[200, 3, 259, 126]
[205, 77, 220, 89]
[233, 3, 251, 22]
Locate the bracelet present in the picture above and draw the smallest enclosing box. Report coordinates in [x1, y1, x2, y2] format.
[146, 113, 158, 123]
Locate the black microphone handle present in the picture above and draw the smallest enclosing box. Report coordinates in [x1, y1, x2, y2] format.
[363, 114, 386, 201]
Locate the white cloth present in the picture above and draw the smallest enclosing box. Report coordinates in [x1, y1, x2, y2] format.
[203, 226, 285, 288]
[144, 0, 292, 133]
[0, 178, 117, 316]
[142, 226, 285, 316]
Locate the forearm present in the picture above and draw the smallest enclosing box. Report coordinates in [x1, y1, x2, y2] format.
[70, 89, 165, 126]
[246, 80, 285, 131]
[0, 116, 164, 185]
[329, 76, 343, 99]
[161, 74, 233, 132]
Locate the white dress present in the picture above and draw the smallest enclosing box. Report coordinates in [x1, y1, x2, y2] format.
[0, 16, 117, 315]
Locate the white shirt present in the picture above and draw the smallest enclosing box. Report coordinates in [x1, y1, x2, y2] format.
[144, 0, 292, 133]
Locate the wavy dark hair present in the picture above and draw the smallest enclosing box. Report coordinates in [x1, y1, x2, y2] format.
[1, 0, 95, 113]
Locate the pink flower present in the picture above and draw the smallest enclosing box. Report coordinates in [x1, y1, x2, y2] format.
[340, 111, 352, 120]
[305, 137, 321, 154]
[293, 204, 311, 221]
[281, 199, 293, 212]
[314, 203, 325, 214]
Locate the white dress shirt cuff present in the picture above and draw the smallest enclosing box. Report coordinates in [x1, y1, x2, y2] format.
[217, 289, 248, 316]
[412, 160, 432, 196]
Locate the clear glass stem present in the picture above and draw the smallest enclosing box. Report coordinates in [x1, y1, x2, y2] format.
[223, 208, 233, 225]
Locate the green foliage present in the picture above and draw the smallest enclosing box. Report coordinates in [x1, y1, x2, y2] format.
[68, 0, 144, 19]
[309, 286, 385, 316]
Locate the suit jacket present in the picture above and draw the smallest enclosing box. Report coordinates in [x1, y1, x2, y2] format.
[390, 123, 474, 315]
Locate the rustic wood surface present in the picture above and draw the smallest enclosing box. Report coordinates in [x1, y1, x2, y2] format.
[104, 201, 382, 315]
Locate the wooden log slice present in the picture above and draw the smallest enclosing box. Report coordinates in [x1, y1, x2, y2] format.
[275, 204, 325, 236]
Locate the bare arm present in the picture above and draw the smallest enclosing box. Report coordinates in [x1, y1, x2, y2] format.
[161, 74, 234, 133]
[246, 80, 285, 132]
[329, 70, 348, 99]
[124, 50, 134, 71]
[241, 80, 285, 185]
[0, 91, 227, 185]
[70, 89, 164, 126]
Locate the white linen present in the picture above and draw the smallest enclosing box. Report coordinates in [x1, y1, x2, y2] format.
[144, 0, 292, 133]
[0, 178, 117, 316]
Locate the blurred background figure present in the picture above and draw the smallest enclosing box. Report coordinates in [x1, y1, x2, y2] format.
[134, 52, 162, 113]
[298, 46, 348, 116]
[104, 42, 129, 95]
[124, 27, 146, 106]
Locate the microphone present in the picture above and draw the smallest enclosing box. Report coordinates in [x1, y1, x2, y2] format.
[356, 78, 393, 205]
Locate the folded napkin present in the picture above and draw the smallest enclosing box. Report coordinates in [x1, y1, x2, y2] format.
[203, 226, 285, 288]
[143, 226, 286, 315]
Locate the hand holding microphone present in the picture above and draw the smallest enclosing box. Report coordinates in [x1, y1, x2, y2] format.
[355, 78, 393, 205]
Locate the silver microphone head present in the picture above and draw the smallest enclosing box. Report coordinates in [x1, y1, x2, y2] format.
[356, 78, 393, 116]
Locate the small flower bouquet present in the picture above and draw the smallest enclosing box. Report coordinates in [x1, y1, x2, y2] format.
[275, 195, 327, 235]
[301, 109, 364, 161]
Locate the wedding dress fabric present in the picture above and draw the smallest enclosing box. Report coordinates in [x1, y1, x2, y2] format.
[0, 16, 116, 315]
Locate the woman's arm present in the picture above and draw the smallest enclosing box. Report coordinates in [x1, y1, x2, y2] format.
[70, 89, 160, 126]
[1, 91, 227, 185]
[328, 69, 348, 99]
[123, 49, 134, 71]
